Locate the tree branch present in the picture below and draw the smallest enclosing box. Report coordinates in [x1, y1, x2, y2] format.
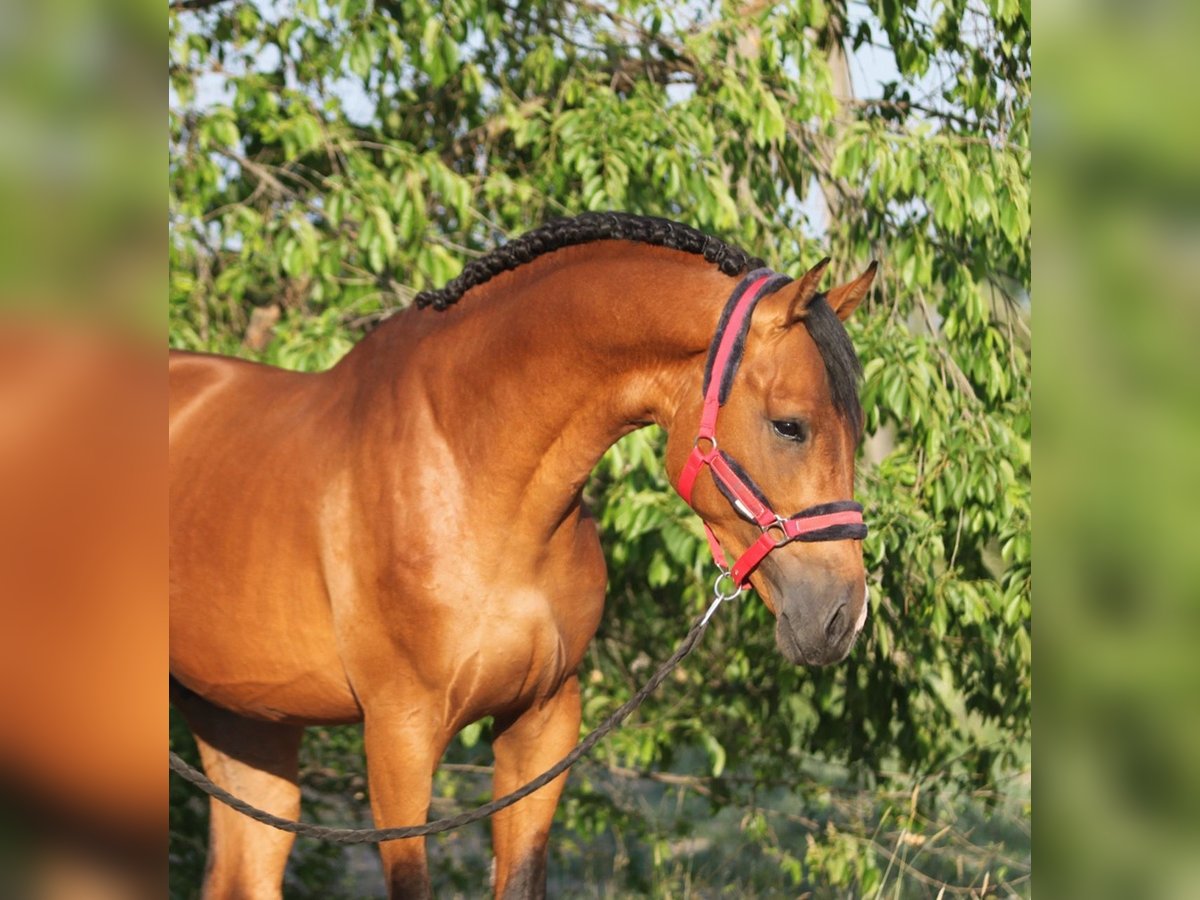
[169, 0, 235, 12]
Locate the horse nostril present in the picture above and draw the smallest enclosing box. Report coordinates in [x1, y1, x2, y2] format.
[824, 602, 847, 643]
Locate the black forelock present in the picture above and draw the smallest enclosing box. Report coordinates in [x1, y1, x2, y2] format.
[802, 293, 864, 438]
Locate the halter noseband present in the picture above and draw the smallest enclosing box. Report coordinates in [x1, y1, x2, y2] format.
[674, 268, 867, 588]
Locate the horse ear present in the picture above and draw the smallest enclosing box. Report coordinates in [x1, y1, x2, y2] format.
[783, 257, 832, 324]
[825, 261, 878, 321]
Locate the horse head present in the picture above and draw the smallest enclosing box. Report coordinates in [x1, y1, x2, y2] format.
[666, 258, 877, 666]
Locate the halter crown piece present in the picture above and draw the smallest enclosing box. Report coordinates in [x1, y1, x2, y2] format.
[675, 268, 868, 591]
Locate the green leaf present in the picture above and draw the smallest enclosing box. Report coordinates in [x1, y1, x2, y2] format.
[702, 733, 727, 777]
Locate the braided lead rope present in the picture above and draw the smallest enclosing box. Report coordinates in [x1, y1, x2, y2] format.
[169, 586, 736, 844]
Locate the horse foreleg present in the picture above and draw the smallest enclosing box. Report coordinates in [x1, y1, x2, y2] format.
[489, 675, 582, 899]
[363, 707, 450, 899]
[172, 689, 304, 900]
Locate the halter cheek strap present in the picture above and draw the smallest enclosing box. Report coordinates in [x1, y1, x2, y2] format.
[675, 269, 867, 587]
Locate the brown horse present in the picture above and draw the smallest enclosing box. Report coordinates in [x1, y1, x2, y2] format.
[169, 213, 876, 898]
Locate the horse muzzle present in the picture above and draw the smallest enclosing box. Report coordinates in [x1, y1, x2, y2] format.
[772, 576, 868, 667]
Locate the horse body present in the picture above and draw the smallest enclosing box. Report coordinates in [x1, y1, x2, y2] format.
[170, 224, 875, 898]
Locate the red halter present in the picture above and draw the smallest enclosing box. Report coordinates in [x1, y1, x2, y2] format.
[675, 269, 867, 587]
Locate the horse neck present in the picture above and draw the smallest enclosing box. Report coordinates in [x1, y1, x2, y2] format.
[405, 243, 735, 537]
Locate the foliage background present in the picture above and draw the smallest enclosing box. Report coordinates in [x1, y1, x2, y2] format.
[169, 0, 1030, 895]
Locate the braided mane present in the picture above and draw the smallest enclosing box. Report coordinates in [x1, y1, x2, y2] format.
[414, 212, 765, 310]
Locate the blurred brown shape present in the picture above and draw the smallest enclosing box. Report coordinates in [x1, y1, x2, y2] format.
[242, 303, 280, 352]
[0, 324, 164, 892]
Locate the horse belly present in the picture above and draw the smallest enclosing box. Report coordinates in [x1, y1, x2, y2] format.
[170, 571, 361, 724]
[170, 355, 361, 724]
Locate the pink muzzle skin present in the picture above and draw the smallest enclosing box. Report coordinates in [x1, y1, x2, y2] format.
[674, 269, 867, 588]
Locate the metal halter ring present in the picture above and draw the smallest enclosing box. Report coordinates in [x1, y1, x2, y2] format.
[712, 569, 744, 602]
[764, 518, 789, 546]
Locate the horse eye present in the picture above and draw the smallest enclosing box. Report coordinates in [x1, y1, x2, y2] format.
[772, 419, 808, 442]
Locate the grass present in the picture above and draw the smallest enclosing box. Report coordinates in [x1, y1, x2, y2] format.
[170, 718, 1030, 898]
